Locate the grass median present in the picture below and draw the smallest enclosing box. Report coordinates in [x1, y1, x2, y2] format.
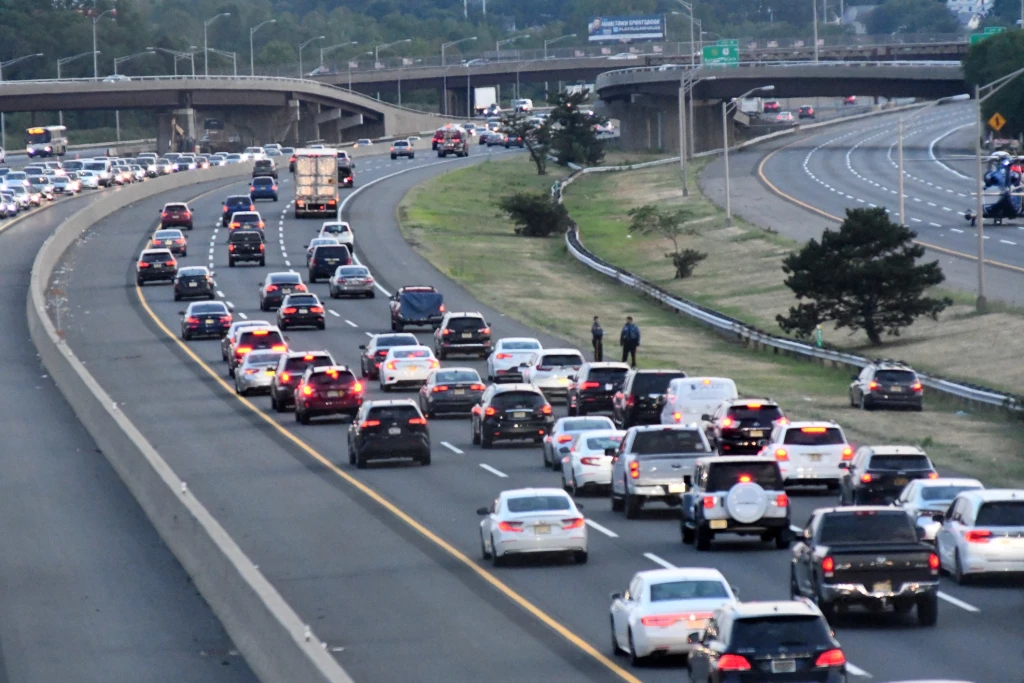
[397, 155, 1024, 484]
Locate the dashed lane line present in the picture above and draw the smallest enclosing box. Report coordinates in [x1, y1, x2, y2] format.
[441, 441, 464, 454]
[585, 520, 619, 538]
[479, 463, 508, 478]
[938, 591, 980, 613]
[643, 553, 675, 569]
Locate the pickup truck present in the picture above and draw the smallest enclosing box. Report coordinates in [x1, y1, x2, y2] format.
[790, 507, 940, 626]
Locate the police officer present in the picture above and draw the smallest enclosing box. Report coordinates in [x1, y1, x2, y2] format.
[620, 316, 640, 367]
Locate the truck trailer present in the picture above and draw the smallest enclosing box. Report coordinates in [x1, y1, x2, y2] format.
[293, 149, 339, 219]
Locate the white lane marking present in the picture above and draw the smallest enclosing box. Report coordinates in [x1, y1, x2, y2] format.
[845, 662, 872, 678]
[345, 319, 358, 327]
[226, 301, 234, 309]
[1000, 239, 1017, 246]
[585, 519, 619, 538]
[929, 222, 941, 227]
[942, 207, 952, 211]
[911, 218, 922, 222]
[284, 260, 291, 267]
[643, 552, 675, 569]
[937, 591, 980, 612]
[441, 441, 464, 454]
[927, 202, 936, 207]
[238, 312, 248, 319]
[790, 524, 803, 534]
[913, 197, 922, 203]
[951, 228, 964, 233]
[216, 290, 225, 298]
[479, 463, 508, 478]
[365, 331, 373, 337]
[328, 309, 340, 317]
[928, 122, 974, 180]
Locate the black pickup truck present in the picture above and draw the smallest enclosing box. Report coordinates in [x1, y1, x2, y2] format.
[790, 507, 940, 626]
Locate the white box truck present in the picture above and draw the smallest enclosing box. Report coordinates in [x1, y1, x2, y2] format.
[473, 86, 497, 116]
[293, 149, 338, 219]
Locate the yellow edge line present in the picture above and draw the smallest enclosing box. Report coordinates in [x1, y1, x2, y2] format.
[756, 136, 1024, 276]
[130, 186, 642, 683]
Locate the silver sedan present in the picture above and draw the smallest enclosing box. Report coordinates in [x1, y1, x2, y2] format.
[234, 350, 285, 396]
[894, 477, 983, 543]
[329, 265, 376, 299]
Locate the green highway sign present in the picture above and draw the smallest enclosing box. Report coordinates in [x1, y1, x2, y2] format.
[703, 43, 739, 68]
[971, 27, 1007, 45]
[984, 26, 1006, 34]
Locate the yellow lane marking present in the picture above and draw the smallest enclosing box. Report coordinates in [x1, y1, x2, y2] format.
[756, 133, 1024, 275]
[130, 185, 643, 683]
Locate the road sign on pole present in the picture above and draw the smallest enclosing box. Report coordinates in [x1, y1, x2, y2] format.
[970, 29, 1005, 45]
[989, 112, 1006, 132]
[703, 43, 738, 68]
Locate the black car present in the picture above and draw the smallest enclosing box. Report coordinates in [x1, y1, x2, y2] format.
[259, 272, 306, 311]
[471, 384, 554, 448]
[307, 244, 352, 283]
[705, 399, 785, 455]
[348, 399, 431, 467]
[567, 362, 630, 416]
[849, 359, 924, 411]
[433, 312, 490, 359]
[228, 229, 266, 267]
[389, 285, 445, 331]
[611, 369, 687, 429]
[270, 350, 336, 413]
[180, 301, 232, 340]
[294, 365, 363, 424]
[252, 158, 278, 179]
[358, 333, 420, 379]
[839, 446, 937, 505]
[504, 134, 525, 148]
[135, 248, 178, 285]
[419, 367, 486, 416]
[173, 266, 216, 301]
[277, 293, 325, 330]
[222, 195, 255, 226]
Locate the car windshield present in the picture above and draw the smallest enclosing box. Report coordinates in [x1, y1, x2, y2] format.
[920, 485, 981, 502]
[435, 370, 480, 383]
[367, 405, 421, 421]
[631, 429, 708, 455]
[375, 334, 418, 349]
[649, 580, 729, 602]
[783, 428, 845, 446]
[583, 435, 623, 451]
[631, 372, 686, 394]
[154, 231, 180, 239]
[869, 455, 932, 470]
[506, 496, 571, 513]
[875, 370, 917, 384]
[393, 348, 431, 359]
[726, 405, 784, 425]
[140, 252, 172, 262]
[588, 367, 629, 384]
[501, 340, 541, 351]
[190, 303, 227, 315]
[539, 354, 583, 368]
[708, 462, 783, 491]
[819, 511, 917, 544]
[246, 352, 283, 367]
[975, 501, 1024, 526]
[253, 178, 274, 186]
[491, 391, 545, 410]
[447, 317, 486, 332]
[730, 616, 832, 650]
[560, 418, 613, 433]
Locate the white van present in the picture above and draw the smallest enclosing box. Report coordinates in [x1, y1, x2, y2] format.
[660, 377, 739, 426]
[511, 98, 533, 113]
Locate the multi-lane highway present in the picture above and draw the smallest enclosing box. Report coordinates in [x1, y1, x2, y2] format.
[51, 147, 1020, 682]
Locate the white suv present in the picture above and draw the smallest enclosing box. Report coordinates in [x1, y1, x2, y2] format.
[759, 421, 853, 489]
[521, 348, 585, 398]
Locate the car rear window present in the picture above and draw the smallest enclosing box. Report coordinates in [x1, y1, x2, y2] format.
[191, 303, 227, 315]
[631, 429, 708, 455]
[875, 370, 917, 384]
[165, 204, 188, 211]
[232, 213, 261, 223]
[730, 616, 832, 650]
[501, 340, 541, 351]
[920, 484, 981, 502]
[584, 435, 623, 451]
[270, 274, 301, 284]
[285, 354, 334, 372]
[246, 352, 283, 366]
[231, 231, 264, 243]
[868, 455, 932, 470]
[491, 391, 545, 410]
[179, 268, 207, 277]
[253, 177, 275, 186]
[447, 317, 486, 332]
[631, 372, 686, 394]
[285, 295, 318, 306]
[726, 404, 783, 424]
[337, 266, 368, 277]
[393, 348, 432, 360]
[322, 223, 351, 233]
[227, 196, 251, 205]
[375, 334, 419, 349]
[650, 580, 729, 602]
[819, 511, 917, 544]
[311, 369, 356, 386]
[975, 501, 1024, 526]
[539, 354, 583, 368]
[239, 330, 284, 348]
[561, 418, 613, 433]
[506, 496, 571, 513]
[708, 462, 783, 491]
[140, 252, 172, 262]
[587, 367, 629, 384]
[783, 427, 845, 446]
[314, 246, 351, 259]
[367, 405, 421, 422]
[435, 370, 480, 383]
[154, 230, 180, 239]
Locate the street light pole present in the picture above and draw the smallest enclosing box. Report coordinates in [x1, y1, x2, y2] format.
[543, 34, 576, 60]
[374, 39, 412, 69]
[441, 37, 477, 116]
[209, 49, 237, 77]
[723, 85, 774, 226]
[249, 19, 277, 77]
[0, 53, 44, 150]
[57, 51, 98, 125]
[496, 34, 531, 53]
[298, 36, 326, 78]
[812, 0, 819, 62]
[92, 9, 115, 79]
[679, 72, 715, 197]
[204, 12, 231, 77]
[113, 50, 155, 142]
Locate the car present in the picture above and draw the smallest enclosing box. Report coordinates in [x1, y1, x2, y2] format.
[610, 567, 738, 666]
[220, 320, 273, 361]
[269, 350, 336, 412]
[560, 429, 624, 495]
[277, 293, 325, 330]
[358, 333, 420, 379]
[418, 367, 486, 417]
[78, 171, 101, 189]
[0, 192, 18, 216]
[433, 311, 491, 359]
[776, 111, 795, 122]
[348, 399, 431, 467]
[486, 132, 507, 147]
[379, 345, 439, 391]
[27, 175, 54, 201]
[681, 456, 791, 550]
[843, 95, 857, 105]
[244, 147, 267, 161]
[228, 229, 266, 267]
[294, 365, 364, 424]
[894, 477, 984, 544]
[390, 140, 415, 159]
[50, 175, 73, 195]
[471, 383, 553, 448]
[208, 154, 227, 167]
[308, 243, 352, 283]
[839, 445, 938, 505]
[763, 100, 781, 113]
[504, 134, 525, 149]
[195, 156, 211, 169]
[135, 248, 177, 286]
[252, 158, 277, 179]
[250, 176, 279, 202]
[542, 416, 616, 469]
[686, 600, 848, 682]
[129, 165, 146, 182]
[612, 369, 688, 430]
[328, 264, 375, 298]
[486, 337, 543, 382]
[355, 139, 373, 147]
[607, 52, 639, 60]
[6, 186, 29, 208]
[437, 129, 469, 158]
[520, 348, 586, 400]
[227, 210, 265, 235]
[228, 326, 287, 377]
[759, 421, 853, 489]
[222, 195, 255, 226]
[798, 104, 815, 119]
[234, 349, 286, 396]
[660, 377, 738, 426]
[173, 265, 216, 301]
[259, 273, 307, 312]
[305, 237, 340, 266]
[103, 73, 131, 82]
[935, 488, 1024, 583]
[178, 301, 232, 341]
[478, 488, 587, 566]
[566, 362, 630, 416]
[152, 228, 187, 256]
[483, 103, 502, 118]
[465, 58, 490, 67]
[849, 359, 923, 411]
[389, 285, 444, 331]
[705, 398, 786, 455]
[511, 98, 533, 113]
[317, 220, 354, 253]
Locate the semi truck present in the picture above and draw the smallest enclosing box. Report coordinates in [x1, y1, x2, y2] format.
[293, 149, 339, 219]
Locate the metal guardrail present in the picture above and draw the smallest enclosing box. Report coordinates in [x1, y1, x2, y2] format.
[599, 59, 963, 79]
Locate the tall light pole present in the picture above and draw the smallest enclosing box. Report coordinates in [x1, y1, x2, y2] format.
[113, 50, 156, 142]
[321, 42, 358, 69]
[148, 47, 196, 77]
[92, 8, 116, 79]
[249, 19, 276, 76]
[441, 37, 477, 116]
[543, 34, 576, 60]
[347, 51, 373, 91]
[0, 53, 44, 150]
[723, 85, 774, 226]
[496, 34, 530, 53]
[674, 0, 698, 65]
[374, 39, 411, 68]
[298, 36, 325, 78]
[204, 12, 231, 77]
[208, 48, 237, 77]
[57, 51, 98, 126]
[679, 72, 715, 196]
[812, 0, 819, 63]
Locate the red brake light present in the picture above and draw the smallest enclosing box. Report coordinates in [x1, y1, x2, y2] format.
[814, 649, 846, 668]
[470, 384, 486, 391]
[774, 448, 789, 461]
[498, 521, 523, 533]
[581, 381, 600, 389]
[480, 327, 490, 334]
[138, 261, 150, 267]
[282, 307, 297, 315]
[718, 654, 751, 671]
[352, 381, 363, 392]
[580, 457, 601, 465]
[822, 556, 835, 577]
[249, 186, 255, 192]
[629, 461, 640, 479]
[738, 474, 752, 483]
[721, 417, 734, 427]
[912, 382, 923, 392]
[439, 304, 445, 312]
[775, 493, 788, 507]
[965, 530, 992, 543]
[556, 434, 574, 444]
[869, 381, 879, 390]
[745, 402, 762, 409]
[441, 329, 451, 335]
[640, 614, 685, 627]
[860, 473, 873, 483]
[229, 244, 236, 252]
[360, 419, 381, 428]
[541, 404, 552, 415]
[433, 385, 450, 392]
[265, 284, 278, 292]
[841, 447, 853, 461]
[928, 471, 939, 479]
[301, 385, 314, 396]
[561, 517, 584, 530]
[161, 212, 168, 218]
[928, 552, 940, 571]
[296, 284, 307, 291]
[186, 317, 199, 324]
[259, 244, 265, 252]
[280, 372, 291, 382]
[495, 353, 511, 359]
[702, 495, 716, 509]
[223, 206, 228, 212]
[271, 344, 287, 352]
[252, 330, 269, 336]
[310, 306, 324, 314]
[484, 406, 497, 416]
[408, 417, 427, 425]
[801, 427, 827, 433]
[235, 346, 252, 355]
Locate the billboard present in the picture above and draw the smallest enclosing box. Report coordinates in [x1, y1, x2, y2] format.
[588, 15, 666, 42]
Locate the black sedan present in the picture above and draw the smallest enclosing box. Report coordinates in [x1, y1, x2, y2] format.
[418, 367, 486, 417]
[259, 271, 306, 311]
[277, 293, 325, 330]
[173, 266, 216, 301]
[180, 301, 232, 340]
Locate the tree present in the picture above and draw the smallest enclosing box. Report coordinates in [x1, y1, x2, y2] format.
[866, 0, 958, 34]
[963, 31, 1024, 137]
[547, 89, 606, 167]
[627, 204, 706, 278]
[500, 109, 551, 176]
[497, 192, 571, 237]
[776, 207, 951, 346]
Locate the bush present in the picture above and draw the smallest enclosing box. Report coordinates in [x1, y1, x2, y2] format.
[497, 192, 571, 237]
[671, 249, 707, 279]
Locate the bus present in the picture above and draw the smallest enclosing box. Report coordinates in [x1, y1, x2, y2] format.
[26, 125, 68, 158]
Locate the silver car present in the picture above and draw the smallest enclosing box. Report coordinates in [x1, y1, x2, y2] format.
[234, 350, 286, 396]
[1, 192, 19, 216]
[894, 477, 983, 543]
[329, 265, 375, 298]
[78, 170, 101, 189]
[7, 185, 30, 208]
[935, 488, 1024, 583]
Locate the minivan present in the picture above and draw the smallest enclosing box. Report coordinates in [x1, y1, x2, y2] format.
[660, 377, 738, 426]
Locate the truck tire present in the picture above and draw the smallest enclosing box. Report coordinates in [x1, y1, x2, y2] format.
[695, 524, 712, 551]
[624, 490, 641, 520]
[916, 593, 938, 626]
[681, 523, 695, 545]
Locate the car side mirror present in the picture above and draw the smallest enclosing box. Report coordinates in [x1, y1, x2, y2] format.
[701, 414, 711, 422]
[931, 513, 944, 523]
[221, 201, 225, 205]
[605, 447, 617, 456]
[610, 591, 622, 601]
[575, 503, 584, 510]
[358, 344, 366, 350]
[177, 310, 185, 316]
[687, 633, 701, 645]
[210, 271, 216, 277]
[730, 584, 740, 598]
[476, 507, 489, 515]
[227, 303, 235, 311]
[915, 526, 926, 540]
[838, 462, 849, 470]
[303, 244, 309, 248]
[851, 375, 859, 381]
[519, 362, 529, 368]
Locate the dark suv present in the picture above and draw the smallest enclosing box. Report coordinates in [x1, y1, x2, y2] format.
[173, 266, 216, 300]
[160, 202, 193, 230]
[293, 365, 363, 424]
[849, 359, 923, 411]
[612, 369, 688, 429]
[270, 350, 335, 412]
[567, 362, 630, 416]
[222, 195, 255, 226]
[705, 398, 785, 455]
[471, 384, 554, 448]
[839, 446, 937, 505]
[358, 333, 420, 379]
[135, 248, 177, 286]
[228, 229, 266, 267]
[433, 312, 490, 359]
[348, 400, 431, 468]
[390, 286, 445, 331]
[252, 158, 278, 179]
[259, 272, 307, 311]
[307, 244, 352, 283]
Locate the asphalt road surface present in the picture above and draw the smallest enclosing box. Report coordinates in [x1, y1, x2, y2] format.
[54, 148, 1022, 682]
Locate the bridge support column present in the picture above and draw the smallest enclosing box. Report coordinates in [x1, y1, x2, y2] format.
[605, 95, 724, 155]
[298, 102, 321, 145]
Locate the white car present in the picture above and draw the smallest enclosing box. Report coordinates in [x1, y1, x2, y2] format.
[244, 146, 267, 161]
[318, 220, 354, 252]
[224, 154, 243, 164]
[521, 348, 585, 398]
[78, 170, 100, 189]
[209, 154, 227, 166]
[936, 488, 1024, 583]
[560, 429, 625, 495]
[895, 477, 984, 543]
[607, 52, 639, 60]
[103, 73, 131, 82]
[610, 567, 737, 664]
[541, 415, 616, 469]
[487, 337, 542, 382]
[758, 420, 853, 488]
[379, 345, 439, 391]
[661, 377, 738, 426]
[478, 488, 588, 566]
[0, 146, 4, 164]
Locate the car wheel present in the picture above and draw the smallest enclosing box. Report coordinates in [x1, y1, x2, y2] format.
[380, 381, 391, 392]
[789, 566, 801, 599]
[299, 411, 311, 425]
[775, 528, 790, 549]
[624, 490, 641, 520]
[917, 592, 939, 626]
[814, 593, 837, 623]
[681, 522, 695, 545]
[480, 532, 491, 560]
[610, 617, 624, 656]
[573, 550, 588, 564]
[695, 524, 712, 551]
[228, 260, 235, 268]
[954, 550, 970, 585]
[355, 454, 366, 469]
[481, 429, 493, 449]
[294, 409, 301, 423]
[627, 629, 644, 667]
[136, 277, 144, 286]
[472, 420, 481, 445]
[391, 155, 397, 160]
[860, 393, 871, 411]
[611, 484, 625, 512]
[173, 293, 181, 301]
[317, 321, 325, 330]
[367, 291, 375, 299]
[490, 536, 504, 567]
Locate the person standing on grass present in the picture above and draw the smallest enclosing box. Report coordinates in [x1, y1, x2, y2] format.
[620, 316, 640, 367]
[591, 316, 604, 361]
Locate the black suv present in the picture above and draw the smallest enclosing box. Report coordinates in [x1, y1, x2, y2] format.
[307, 244, 352, 283]
[839, 446, 937, 505]
[228, 229, 266, 267]
[348, 399, 431, 467]
[705, 398, 785, 455]
[567, 362, 630, 416]
[270, 350, 336, 412]
[135, 248, 177, 286]
[849, 359, 923, 411]
[433, 312, 491, 359]
[173, 266, 216, 301]
[611, 369, 687, 429]
[471, 384, 554, 448]
[259, 272, 306, 311]
[222, 194, 255, 226]
[252, 158, 278, 179]
[390, 286, 445, 331]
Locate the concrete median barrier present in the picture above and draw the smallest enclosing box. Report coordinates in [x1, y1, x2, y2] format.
[27, 166, 354, 683]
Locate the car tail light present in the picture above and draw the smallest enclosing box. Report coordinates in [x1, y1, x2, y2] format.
[271, 344, 287, 352]
[965, 530, 991, 543]
[295, 284, 307, 292]
[470, 384, 485, 391]
[245, 368, 258, 375]
[350, 381, 363, 393]
[272, 185, 278, 191]
[441, 328, 451, 336]
[432, 385, 449, 392]
[672, 411, 682, 422]
[265, 284, 278, 292]
[928, 471, 939, 479]
[556, 434, 574, 444]
[581, 381, 600, 390]
[220, 316, 231, 323]
[310, 306, 324, 314]
[625, 395, 635, 407]
[912, 382, 923, 393]
[721, 417, 734, 427]
[822, 556, 835, 577]
[702, 495, 716, 509]
[580, 457, 601, 465]
[541, 405, 552, 415]
[439, 304, 445, 312]
[841, 447, 853, 461]
[868, 381, 878, 391]
[360, 419, 381, 428]
[138, 261, 150, 268]
[738, 474, 752, 483]
[229, 244, 236, 252]
[309, 258, 315, 266]
[536, 366, 552, 372]
[408, 417, 427, 425]
[175, 238, 185, 244]
[386, 361, 396, 370]
[495, 353, 511, 359]
[282, 307, 297, 314]
[429, 360, 440, 368]
[249, 204, 255, 211]
[629, 461, 639, 479]
[479, 327, 490, 334]
[161, 212, 168, 218]
[860, 473, 873, 483]
[186, 317, 199, 324]
[928, 553, 940, 572]
[484, 406, 497, 416]
[774, 448, 789, 461]
[814, 649, 846, 667]
[236, 346, 252, 355]
[249, 186, 255, 193]
[259, 244, 265, 252]
[184, 211, 191, 218]
[640, 614, 685, 627]
[301, 385, 314, 396]
[717, 654, 751, 671]
[498, 521, 524, 533]
[801, 427, 827, 433]
[776, 493, 788, 507]
[280, 372, 291, 383]
[376, 350, 388, 357]
[223, 206, 228, 212]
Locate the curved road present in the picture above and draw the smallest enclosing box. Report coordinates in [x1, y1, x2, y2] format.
[54, 148, 1022, 681]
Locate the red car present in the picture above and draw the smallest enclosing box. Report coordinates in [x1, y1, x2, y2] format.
[160, 202, 193, 230]
[763, 100, 781, 113]
[844, 95, 857, 105]
[293, 365, 364, 424]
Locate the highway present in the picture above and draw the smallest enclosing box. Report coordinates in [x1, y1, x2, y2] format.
[53, 147, 1022, 682]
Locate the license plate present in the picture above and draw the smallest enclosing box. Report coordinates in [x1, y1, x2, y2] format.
[771, 659, 796, 674]
[153, 263, 162, 268]
[891, 386, 904, 393]
[893, 477, 908, 486]
[668, 483, 687, 493]
[709, 519, 728, 530]
[873, 581, 892, 593]
[749, 430, 764, 438]
[299, 308, 308, 314]
[205, 319, 214, 324]
[534, 525, 551, 535]
[388, 426, 401, 435]
[513, 411, 527, 418]
[326, 259, 338, 264]
[605, 383, 613, 391]
[462, 332, 472, 338]
[557, 378, 570, 385]
[406, 365, 420, 371]
[808, 453, 822, 462]
[327, 390, 344, 397]
[188, 282, 197, 287]
[282, 288, 292, 294]
[454, 389, 465, 395]
[265, 369, 275, 375]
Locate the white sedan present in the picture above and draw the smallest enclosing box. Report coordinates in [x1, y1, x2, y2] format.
[610, 567, 737, 665]
[78, 170, 101, 189]
[379, 345, 439, 391]
[319, 220, 354, 252]
[478, 488, 588, 566]
[521, 348, 585, 398]
[541, 415, 616, 469]
[561, 429, 625, 495]
[487, 337, 543, 383]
